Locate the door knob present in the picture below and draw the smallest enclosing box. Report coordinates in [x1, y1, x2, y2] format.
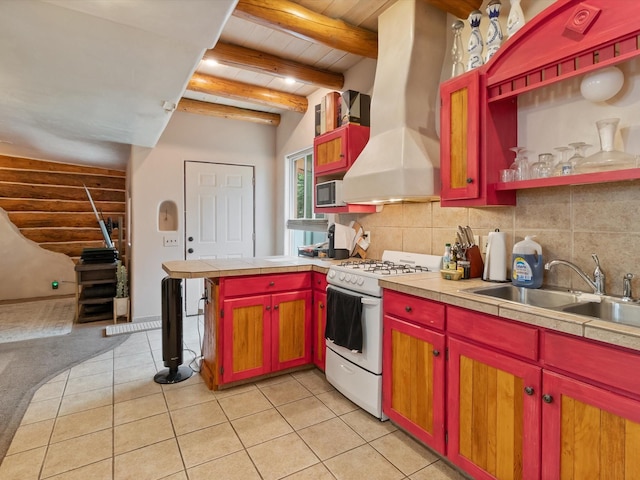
[542, 394, 553, 404]
[187, 248, 194, 254]
[188, 236, 194, 242]
[524, 386, 534, 396]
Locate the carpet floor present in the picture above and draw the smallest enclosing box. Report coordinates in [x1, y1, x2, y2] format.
[0, 297, 75, 344]
[0, 319, 129, 461]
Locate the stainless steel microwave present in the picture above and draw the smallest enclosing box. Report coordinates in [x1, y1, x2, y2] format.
[315, 180, 346, 208]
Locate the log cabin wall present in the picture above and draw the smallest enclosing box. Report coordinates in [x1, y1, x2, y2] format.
[0, 155, 126, 261]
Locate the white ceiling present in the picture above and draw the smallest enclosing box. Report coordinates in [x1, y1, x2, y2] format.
[0, 0, 237, 169]
[0, 0, 396, 170]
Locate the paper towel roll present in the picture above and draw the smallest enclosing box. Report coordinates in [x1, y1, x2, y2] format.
[485, 231, 507, 281]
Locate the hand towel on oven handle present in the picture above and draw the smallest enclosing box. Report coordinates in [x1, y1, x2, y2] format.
[325, 288, 363, 353]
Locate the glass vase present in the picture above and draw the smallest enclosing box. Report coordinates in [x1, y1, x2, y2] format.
[575, 118, 635, 173]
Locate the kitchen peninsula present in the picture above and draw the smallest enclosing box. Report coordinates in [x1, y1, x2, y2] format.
[163, 256, 640, 479]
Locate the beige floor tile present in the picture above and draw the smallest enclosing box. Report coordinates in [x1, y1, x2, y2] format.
[283, 462, 336, 479]
[114, 438, 184, 480]
[0, 446, 46, 480]
[41, 429, 112, 478]
[187, 450, 261, 480]
[340, 410, 397, 442]
[177, 422, 243, 468]
[163, 381, 216, 410]
[213, 382, 256, 400]
[7, 418, 55, 455]
[45, 458, 112, 480]
[113, 363, 158, 385]
[316, 390, 359, 416]
[84, 350, 114, 363]
[114, 351, 156, 370]
[20, 397, 61, 425]
[64, 371, 113, 396]
[291, 369, 334, 395]
[232, 408, 294, 448]
[114, 392, 167, 425]
[371, 430, 439, 476]
[298, 417, 365, 460]
[46, 370, 70, 384]
[169, 399, 227, 436]
[160, 370, 205, 392]
[50, 405, 112, 443]
[259, 378, 312, 406]
[247, 432, 319, 480]
[324, 444, 404, 480]
[68, 358, 113, 378]
[255, 373, 295, 388]
[114, 377, 162, 403]
[218, 388, 272, 420]
[409, 460, 469, 480]
[31, 380, 66, 402]
[158, 472, 188, 480]
[277, 396, 336, 430]
[114, 412, 175, 455]
[58, 386, 112, 416]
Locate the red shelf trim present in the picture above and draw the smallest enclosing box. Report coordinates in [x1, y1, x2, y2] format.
[494, 167, 640, 191]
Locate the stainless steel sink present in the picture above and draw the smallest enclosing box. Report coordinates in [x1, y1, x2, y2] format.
[561, 300, 640, 327]
[465, 285, 582, 309]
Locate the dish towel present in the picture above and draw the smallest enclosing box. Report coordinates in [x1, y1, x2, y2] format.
[325, 288, 363, 352]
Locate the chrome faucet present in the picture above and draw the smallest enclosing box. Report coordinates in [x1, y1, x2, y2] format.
[544, 253, 606, 295]
[622, 273, 634, 301]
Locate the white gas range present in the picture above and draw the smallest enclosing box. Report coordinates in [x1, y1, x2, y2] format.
[324, 251, 442, 420]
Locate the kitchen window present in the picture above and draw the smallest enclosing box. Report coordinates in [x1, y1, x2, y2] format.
[285, 148, 327, 255]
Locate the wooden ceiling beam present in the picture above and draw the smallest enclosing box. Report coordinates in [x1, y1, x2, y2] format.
[205, 42, 344, 90]
[419, 0, 482, 19]
[177, 98, 281, 126]
[188, 73, 307, 113]
[233, 0, 377, 59]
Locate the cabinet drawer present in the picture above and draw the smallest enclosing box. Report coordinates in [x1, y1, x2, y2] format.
[312, 271, 328, 291]
[543, 331, 640, 398]
[223, 273, 311, 297]
[447, 306, 539, 361]
[383, 290, 445, 330]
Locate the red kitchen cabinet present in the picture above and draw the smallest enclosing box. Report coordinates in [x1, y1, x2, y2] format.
[447, 306, 542, 480]
[313, 124, 369, 176]
[439, 0, 640, 207]
[217, 273, 312, 385]
[312, 271, 327, 371]
[382, 290, 446, 454]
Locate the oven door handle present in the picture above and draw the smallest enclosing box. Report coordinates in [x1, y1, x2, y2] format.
[361, 298, 379, 306]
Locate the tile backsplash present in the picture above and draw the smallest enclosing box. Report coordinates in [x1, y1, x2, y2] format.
[340, 180, 640, 297]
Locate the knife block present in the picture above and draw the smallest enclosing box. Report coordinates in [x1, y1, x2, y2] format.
[467, 245, 484, 278]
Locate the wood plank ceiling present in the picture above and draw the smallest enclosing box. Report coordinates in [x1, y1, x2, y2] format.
[179, 0, 481, 126]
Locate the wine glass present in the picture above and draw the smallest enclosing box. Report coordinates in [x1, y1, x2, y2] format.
[553, 146, 572, 176]
[568, 142, 591, 171]
[509, 147, 529, 181]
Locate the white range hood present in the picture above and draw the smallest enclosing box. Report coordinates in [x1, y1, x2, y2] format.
[342, 0, 446, 204]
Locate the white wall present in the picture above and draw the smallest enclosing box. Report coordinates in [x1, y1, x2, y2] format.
[130, 111, 276, 321]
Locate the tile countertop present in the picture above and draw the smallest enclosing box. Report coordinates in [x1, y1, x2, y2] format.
[162, 257, 640, 353]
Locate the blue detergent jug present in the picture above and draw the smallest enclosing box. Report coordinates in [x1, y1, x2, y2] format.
[511, 236, 544, 288]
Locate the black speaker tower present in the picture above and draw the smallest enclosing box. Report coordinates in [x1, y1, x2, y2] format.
[154, 277, 193, 384]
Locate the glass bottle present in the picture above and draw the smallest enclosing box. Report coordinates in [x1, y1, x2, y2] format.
[467, 10, 484, 71]
[485, 0, 503, 62]
[575, 118, 636, 173]
[451, 20, 465, 78]
[530, 153, 554, 178]
[552, 146, 572, 176]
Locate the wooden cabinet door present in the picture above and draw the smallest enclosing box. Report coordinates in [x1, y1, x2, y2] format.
[448, 337, 541, 480]
[541, 370, 640, 480]
[221, 295, 271, 383]
[382, 315, 446, 453]
[440, 70, 480, 202]
[271, 290, 312, 372]
[313, 289, 327, 371]
[313, 124, 369, 175]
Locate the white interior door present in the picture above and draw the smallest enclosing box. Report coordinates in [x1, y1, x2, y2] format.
[184, 161, 255, 316]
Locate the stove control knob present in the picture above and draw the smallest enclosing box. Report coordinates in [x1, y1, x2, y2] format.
[345, 274, 352, 282]
[356, 277, 364, 286]
[351, 275, 358, 284]
[338, 272, 345, 281]
[328, 270, 335, 279]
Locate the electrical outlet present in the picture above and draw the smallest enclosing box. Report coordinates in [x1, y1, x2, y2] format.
[163, 235, 179, 247]
[364, 230, 371, 244]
